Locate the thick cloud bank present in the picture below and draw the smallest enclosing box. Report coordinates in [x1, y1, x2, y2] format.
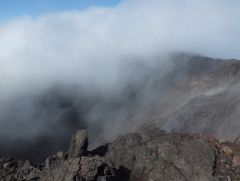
[0, 0, 239, 97]
[0, 0, 239, 161]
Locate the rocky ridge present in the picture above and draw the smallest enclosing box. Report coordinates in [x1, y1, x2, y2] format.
[2, 128, 240, 180]
[2, 55, 240, 163]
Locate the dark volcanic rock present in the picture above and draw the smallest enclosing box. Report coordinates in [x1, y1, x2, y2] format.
[2, 129, 240, 180]
[68, 130, 88, 159]
[105, 128, 216, 181]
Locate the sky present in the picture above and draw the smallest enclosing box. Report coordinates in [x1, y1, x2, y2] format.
[0, 0, 120, 22]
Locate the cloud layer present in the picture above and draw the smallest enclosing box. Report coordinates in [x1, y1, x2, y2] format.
[0, 0, 239, 98]
[0, 0, 239, 161]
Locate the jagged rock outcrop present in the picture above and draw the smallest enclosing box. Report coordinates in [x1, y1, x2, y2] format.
[68, 130, 88, 159]
[105, 130, 216, 181]
[2, 129, 240, 180]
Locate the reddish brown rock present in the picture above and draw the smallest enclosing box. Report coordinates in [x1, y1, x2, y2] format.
[233, 155, 240, 167]
[222, 145, 233, 155]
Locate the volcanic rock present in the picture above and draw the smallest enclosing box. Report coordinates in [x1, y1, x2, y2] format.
[234, 135, 240, 145]
[68, 130, 88, 159]
[3, 129, 240, 180]
[232, 155, 240, 167]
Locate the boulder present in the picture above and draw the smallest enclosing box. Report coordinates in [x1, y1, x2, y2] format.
[233, 155, 240, 167]
[79, 155, 104, 180]
[68, 130, 88, 159]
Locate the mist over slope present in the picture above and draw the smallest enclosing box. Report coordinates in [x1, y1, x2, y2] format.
[0, 0, 240, 162]
[1, 54, 240, 163]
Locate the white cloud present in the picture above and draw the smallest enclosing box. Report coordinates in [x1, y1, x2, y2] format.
[0, 0, 239, 140]
[0, 0, 239, 98]
[0, 1, 240, 163]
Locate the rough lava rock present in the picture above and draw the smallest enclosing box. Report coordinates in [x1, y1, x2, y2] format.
[2, 129, 240, 180]
[68, 130, 88, 159]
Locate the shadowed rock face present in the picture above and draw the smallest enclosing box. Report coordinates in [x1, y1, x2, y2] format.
[2, 129, 240, 181]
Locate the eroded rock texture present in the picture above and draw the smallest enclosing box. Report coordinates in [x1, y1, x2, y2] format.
[2, 129, 240, 181]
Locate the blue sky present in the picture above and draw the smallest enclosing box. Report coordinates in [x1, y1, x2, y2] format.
[0, 0, 121, 22]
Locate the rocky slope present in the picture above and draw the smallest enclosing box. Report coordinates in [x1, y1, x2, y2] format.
[1, 54, 240, 165]
[2, 128, 240, 181]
